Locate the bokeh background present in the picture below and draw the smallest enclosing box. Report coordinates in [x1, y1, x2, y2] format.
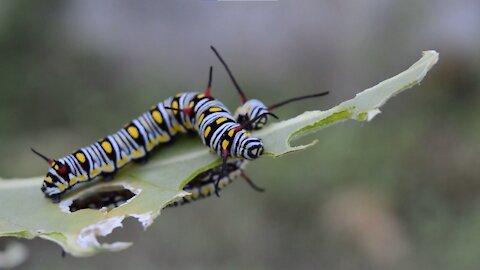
[1, 0, 479, 269]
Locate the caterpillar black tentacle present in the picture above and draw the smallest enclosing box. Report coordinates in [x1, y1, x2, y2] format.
[35, 66, 264, 203]
[240, 171, 265, 193]
[211, 45, 329, 129]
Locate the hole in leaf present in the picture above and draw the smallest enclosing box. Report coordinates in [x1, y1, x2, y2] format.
[68, 185, 137, 213]
[97, 216, 145, 244]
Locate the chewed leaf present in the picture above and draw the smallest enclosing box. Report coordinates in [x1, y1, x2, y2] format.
[0, 50, 438, 257]
[257, 50, 439, 156]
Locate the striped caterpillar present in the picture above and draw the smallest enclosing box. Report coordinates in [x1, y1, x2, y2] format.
[33, 67, 264, 203]
[168, 47, 329, 206]
[166, 160, 249, 207]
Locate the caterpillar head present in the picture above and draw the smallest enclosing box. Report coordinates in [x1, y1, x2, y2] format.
[41, 160, 70, 197]
[32, 148, 69, 202]
[240, 137, 264, 160]
[235, 99, 273, 130]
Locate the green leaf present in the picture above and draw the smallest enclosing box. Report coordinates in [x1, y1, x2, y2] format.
[0, 50, 438, 257]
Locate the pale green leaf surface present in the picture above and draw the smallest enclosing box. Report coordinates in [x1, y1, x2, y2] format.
[0, 50, 438, 257]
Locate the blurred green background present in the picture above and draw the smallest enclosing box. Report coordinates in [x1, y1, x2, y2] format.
[1, 0, 479, 269]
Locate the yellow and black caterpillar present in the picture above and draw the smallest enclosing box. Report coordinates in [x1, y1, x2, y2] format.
[166, 159, 250, 207]
[34, 67, 264, 203]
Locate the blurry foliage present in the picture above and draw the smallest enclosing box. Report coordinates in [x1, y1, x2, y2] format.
[0, 1, 479, 270]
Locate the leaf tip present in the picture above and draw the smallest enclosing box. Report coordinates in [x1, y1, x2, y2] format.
[356, 109, 382, 122]
[130, 210, 160, 229]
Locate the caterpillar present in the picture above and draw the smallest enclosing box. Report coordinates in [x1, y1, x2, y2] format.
[167, 47, 329, 207]
[166, 160, 253, 207]
[33, 67, 265, 203]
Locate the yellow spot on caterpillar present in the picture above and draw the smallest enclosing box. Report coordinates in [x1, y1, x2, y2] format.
[172, 100, 179, 115]
[197, 94, 205, 99]
[57, 183, 67, 192]
[54, 164, 59, 170]
[246, 104, 252, 111]
[79, 175, 88, 182]
[228, 129, 235, 137]
[190, 190, 199, 199]
[245, 132, 251, 137]
[131, 149, 144, 158]
[146, 141, 156, 151]
[158, 134, 169, 142]
[219, 179, 228, 188]
[90, 167, 100, 177]
[183, 121, 192, 129]
[175, 93, 182, 98]
[209, 107, 221, 112]
[204, 126, 211, 137]
[117, 156, 129, 168]
[198, 113, 205, 124]
[235, 107, 244, 114]
[222, 140, 229, 150]
[76, 152, 86, 163]
[201, 185, 213, 195]
[216, 117, 227, 124]
[152, 110, 163, 124]
[69, 177, 77, 186]
[102, 164, 114, 171]
[127, 126, 139, 139]
[101, 141, 113, 154]
[188, 101, 194, 108]
[45, 176, 53, 183]
[173, 124, 184, 132]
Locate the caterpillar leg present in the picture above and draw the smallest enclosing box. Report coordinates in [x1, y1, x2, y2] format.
[214, 149, 229, 197]
[102, 172, 116, 181]
[133, 149, 150, 165]
[133, 156, 149, 165]
[49, 193, 61, 204]
[240, 172, 265, 192]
